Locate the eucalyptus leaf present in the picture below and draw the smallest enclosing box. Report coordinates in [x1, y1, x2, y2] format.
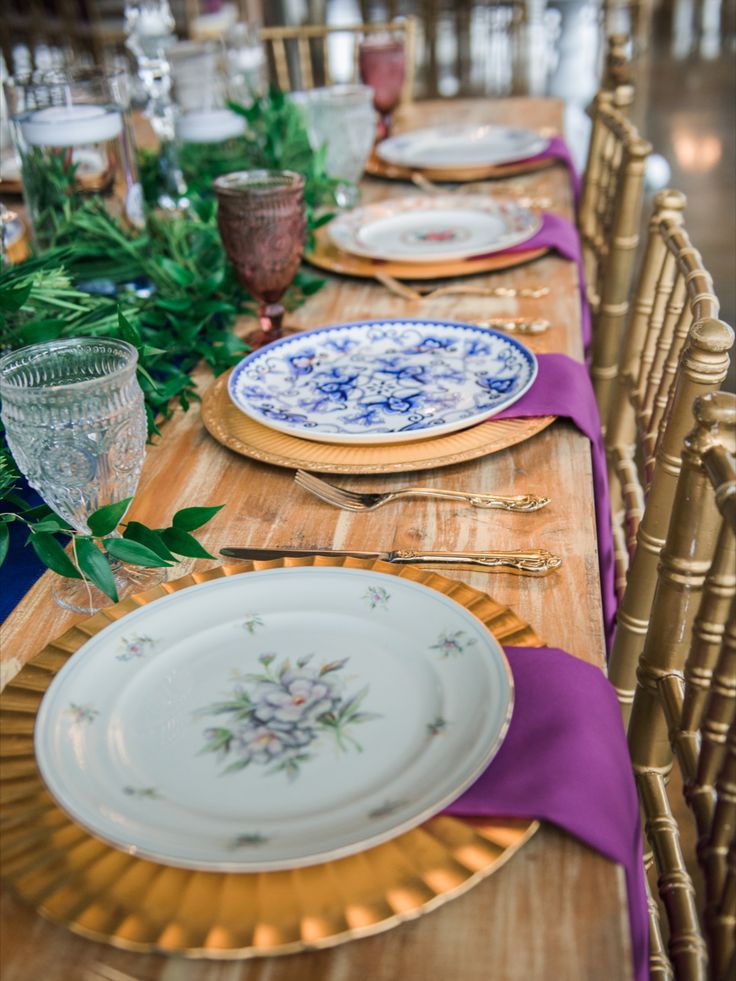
[75, 536, 118, 601]
[161, 526, 215, 559]
[87, 497, 132, 537]
[171, 504, 224, 532]
[0, 521, 9, 567]
[123, 521, 176, 562]
[105, 537, 172, 567]
[30, 533, 81, 579]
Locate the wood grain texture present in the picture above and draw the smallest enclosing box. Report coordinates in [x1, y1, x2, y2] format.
[0, 98, 628, 980]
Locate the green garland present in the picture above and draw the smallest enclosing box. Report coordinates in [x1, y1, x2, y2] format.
[0, 90, 337, 591]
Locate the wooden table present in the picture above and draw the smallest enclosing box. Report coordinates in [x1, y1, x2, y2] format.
[0, 98, 631, 981]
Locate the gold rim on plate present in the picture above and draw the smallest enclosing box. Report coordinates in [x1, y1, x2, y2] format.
[305, 223, 548, 281]
[0, 557, 541, 959]
[201, 369, 555, 475]
[364, 149, 557, 183]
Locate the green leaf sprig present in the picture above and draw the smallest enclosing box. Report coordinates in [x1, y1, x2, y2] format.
[0, 493, 223, 603]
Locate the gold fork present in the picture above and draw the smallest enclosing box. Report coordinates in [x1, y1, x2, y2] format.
[373, 272, 549, 303]
[294, 470, 550, 513]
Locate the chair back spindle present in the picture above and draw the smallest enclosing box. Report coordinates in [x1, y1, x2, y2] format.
[259, 18, 416, 101]
[628, 391, 736, 980]
[579, 92, 651, 423]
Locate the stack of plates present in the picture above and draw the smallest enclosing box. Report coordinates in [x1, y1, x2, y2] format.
[328, 194, 541, 267]
[35, 565, 515, 873]
[367, 122, 553, 181]
[6, 559, 540, 957]
[227, 319, 538, 447]
[378, 123, 549, 171]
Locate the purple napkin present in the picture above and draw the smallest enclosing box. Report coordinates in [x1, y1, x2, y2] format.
[444, 645, 648, 981]
[517, 135, 582, 205]
[501, 212, 591, 352]
[496, 353, 616, 648]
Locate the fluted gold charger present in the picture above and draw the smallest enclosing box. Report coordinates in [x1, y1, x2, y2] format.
[0, 558, 540, 958]
[201, 370, 555, 474]
[305, 224, 548, 281]
[364, 149, 557, 183]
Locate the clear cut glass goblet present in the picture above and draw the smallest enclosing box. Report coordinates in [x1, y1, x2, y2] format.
[0, 337, 166, 613]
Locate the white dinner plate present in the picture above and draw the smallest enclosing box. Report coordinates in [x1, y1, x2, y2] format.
[328, 195, 540, 263]
[376, 123, 550, 170]
[227, 319, 538, 445]
[35, 567, 513, 872]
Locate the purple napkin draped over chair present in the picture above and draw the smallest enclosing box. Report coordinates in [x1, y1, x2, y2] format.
[518, 135, 582, 206]
[496, 353, 616, 648]
[444, 645, 648, 981]
[500, 212, 591, 352]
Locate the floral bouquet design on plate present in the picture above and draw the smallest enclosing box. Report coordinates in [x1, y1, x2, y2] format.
[198, 653, 380, 780]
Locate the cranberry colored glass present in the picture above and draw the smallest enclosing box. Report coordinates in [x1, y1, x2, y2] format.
[214, 170, 306, 347]
[358, 35, 406, 140]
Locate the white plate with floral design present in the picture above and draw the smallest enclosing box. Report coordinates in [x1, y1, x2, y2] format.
[228, 319, 537, 445]
[376, 123, 549, 170]
[34, 567, 513, 872]
[328, 195, 540, 263]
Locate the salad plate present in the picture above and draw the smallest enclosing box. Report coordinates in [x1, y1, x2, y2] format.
[227, 319, 537, 445]
[35, 566, 513, 872]
[376, 123, 549, 170]
[328, 195, 540, 263]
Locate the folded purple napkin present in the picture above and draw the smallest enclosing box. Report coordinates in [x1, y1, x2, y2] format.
[517, 135, 582, 205]
[444, 645, 647, 981]
[496, 353, 616, 647]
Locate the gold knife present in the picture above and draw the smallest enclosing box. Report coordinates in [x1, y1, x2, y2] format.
[220, 546, 562, 576]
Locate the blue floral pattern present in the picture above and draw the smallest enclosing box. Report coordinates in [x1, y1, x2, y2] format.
[228, 320, 536, 442]
[198, 653, 381, 781]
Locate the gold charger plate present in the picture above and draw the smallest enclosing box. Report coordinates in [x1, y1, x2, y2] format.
[201, 369, 555, 475]
[364, 149, 557, 183]
[305, 223, 548, 281]
[0, 557, 541, 958]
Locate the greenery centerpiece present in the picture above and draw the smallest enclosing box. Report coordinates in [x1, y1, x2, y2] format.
[0, 90, 336, 597]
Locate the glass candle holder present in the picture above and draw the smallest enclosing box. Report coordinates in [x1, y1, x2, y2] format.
[169, 40, 247, 146]
[291, 85, 376, 208]
[214, 170, 306, 348]
[0, 338, 165, 613]
[4, 67, 144, 250]
[358, 34, 406, 140]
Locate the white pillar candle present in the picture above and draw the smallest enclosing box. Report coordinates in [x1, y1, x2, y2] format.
[20, 105, 123, 148]
[175, 108, 246, 144]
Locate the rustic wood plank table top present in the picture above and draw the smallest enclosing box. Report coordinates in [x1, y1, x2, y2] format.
[0, 98, 631, 981]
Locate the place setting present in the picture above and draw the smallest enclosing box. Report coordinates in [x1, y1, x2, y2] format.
[3, 9, 694, 981]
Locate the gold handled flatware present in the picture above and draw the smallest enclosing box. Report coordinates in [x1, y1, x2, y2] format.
[472, 317, 550, 335]
[294, 470, 550, 512]
[409, 172, 553, 210]
[373, 273, 549, 302]
[220, 546, 562, 576]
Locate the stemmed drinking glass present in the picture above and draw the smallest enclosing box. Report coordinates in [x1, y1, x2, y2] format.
[358, 34, 406, 140]
[214, 170, 307, 348]
[0, 338, 165, 613]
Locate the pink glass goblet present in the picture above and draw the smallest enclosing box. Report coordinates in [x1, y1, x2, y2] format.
[214, 170, 306, 348]
[358, 35, 406, 140]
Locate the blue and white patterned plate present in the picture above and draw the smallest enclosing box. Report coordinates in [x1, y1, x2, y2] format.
[228, 319, 538, 445]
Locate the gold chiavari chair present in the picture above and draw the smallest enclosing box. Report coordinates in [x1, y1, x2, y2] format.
[578, 86, 651, 424]
[627, 390, 736, 981]
[259, 17, 416, 101]
[606, 193, 734, 725]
